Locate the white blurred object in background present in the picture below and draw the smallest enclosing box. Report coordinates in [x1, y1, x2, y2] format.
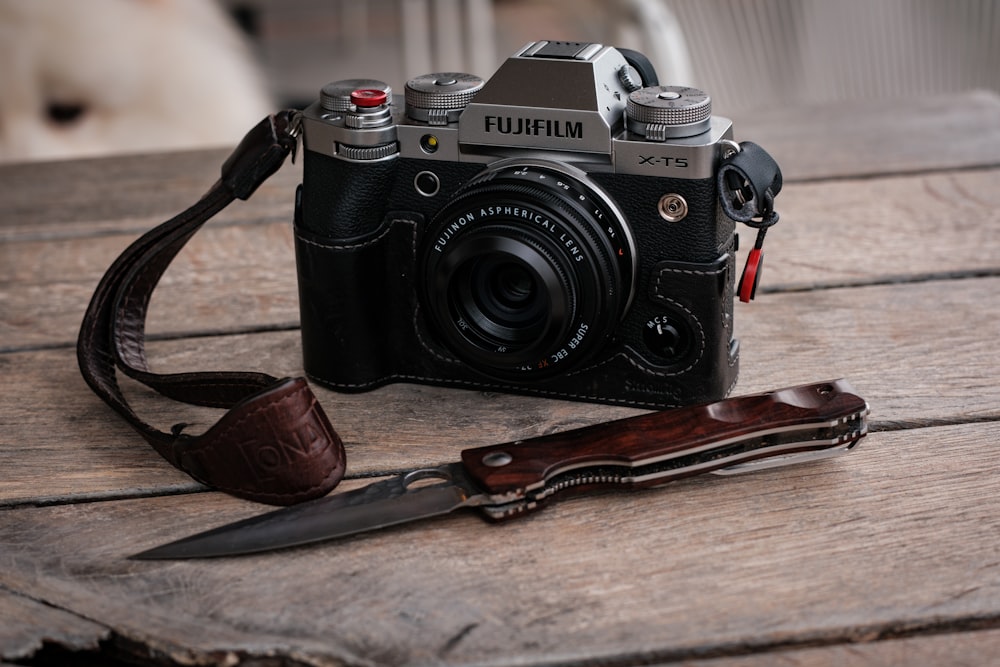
[0, 0, 273, 163]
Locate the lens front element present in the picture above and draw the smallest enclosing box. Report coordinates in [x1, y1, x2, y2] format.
[460, 251, 554, 344]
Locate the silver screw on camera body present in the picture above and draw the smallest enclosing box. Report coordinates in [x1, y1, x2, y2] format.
[658, 194, 688, 222]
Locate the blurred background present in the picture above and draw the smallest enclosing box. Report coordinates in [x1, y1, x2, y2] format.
[2, 0, 998, 163]
[244, 0, 1000, 112]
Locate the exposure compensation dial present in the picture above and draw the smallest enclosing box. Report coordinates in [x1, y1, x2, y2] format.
[626, 86, 712, 140]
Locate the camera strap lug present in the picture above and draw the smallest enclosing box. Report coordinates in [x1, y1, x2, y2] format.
[717, 141, 783, 302]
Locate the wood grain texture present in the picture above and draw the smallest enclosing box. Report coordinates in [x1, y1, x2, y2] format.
[1, 423, 998, 666]
[2, 167, 998, 351]
[0, 588, 107, 660]
[2, 93, 999, 665]
[735, 90, 1000, 181]
[0, 149, 301, 240]
[2, 275, 997, 506]
[667, 628, 1000, 667]
[744, 167, 1000, 290]
[0, 222, 300, 352]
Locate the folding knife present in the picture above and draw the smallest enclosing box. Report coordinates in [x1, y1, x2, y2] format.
[133, 379, 869, 559]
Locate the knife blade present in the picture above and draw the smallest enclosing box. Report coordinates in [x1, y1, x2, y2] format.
[132, 379, 869, 559]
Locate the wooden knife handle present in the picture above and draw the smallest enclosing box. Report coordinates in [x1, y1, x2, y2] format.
[460, 379, 868, 499]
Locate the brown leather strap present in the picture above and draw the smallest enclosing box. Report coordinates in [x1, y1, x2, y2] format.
[77, 111, 346, 505]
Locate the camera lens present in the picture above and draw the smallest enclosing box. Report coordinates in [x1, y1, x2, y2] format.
[473, 260, 538, 327]
[442, 234, 569, 356]
[421, 162, 635, 381]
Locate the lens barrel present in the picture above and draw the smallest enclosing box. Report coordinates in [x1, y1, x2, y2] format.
[422, 163, 634, 381]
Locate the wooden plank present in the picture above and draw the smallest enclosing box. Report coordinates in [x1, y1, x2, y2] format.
[0, 87, 996, 667]
[2, 274, 998, 506]
[739, 275, 1000, 428]
[670, 628, 1000, 666]
[0, 221, 301, 352]
[1, 422, 998, 666]
[747, 167, 1000, 290]
[2, 167, 998, 351]
[0, 149, 301, 241]
[735, 90, 1000, 181]
[0, 589, 107, 661]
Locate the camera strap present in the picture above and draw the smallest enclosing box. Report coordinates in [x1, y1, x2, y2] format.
[716, 141, 784, 302]
[77, 111, 783, 506]
[77, 110, 346, 506]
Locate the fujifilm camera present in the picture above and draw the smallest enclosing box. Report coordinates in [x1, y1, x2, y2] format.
[293, 41, 776, 409]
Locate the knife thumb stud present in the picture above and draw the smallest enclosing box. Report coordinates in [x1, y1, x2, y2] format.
[482, 451, 513, 467]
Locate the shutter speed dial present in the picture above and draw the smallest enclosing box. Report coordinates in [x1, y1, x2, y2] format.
[405, 72, 486, 125]
[320, 78, 393, 113]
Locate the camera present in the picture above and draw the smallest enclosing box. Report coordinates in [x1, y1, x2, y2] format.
[293, 41, 770, 409]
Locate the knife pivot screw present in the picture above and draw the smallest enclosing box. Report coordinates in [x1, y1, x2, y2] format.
[482, 451, 513, 467]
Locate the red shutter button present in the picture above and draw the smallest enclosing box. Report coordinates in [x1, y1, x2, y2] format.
[351, 89, 388, 108]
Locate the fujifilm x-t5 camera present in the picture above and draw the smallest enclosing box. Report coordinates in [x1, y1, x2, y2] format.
[293, 41, 782, 408]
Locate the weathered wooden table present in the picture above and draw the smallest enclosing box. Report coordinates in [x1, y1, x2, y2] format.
[2, 92, 999, 666]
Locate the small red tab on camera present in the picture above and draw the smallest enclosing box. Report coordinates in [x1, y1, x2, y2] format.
[738, 248, 763, 303]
